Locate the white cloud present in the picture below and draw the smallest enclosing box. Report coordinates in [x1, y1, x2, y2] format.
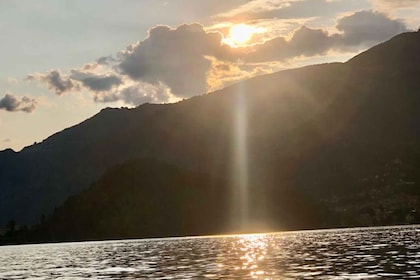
[371, 0, 420, 9]
[216, 0, 369, 21]
[7, 78, 19, 85]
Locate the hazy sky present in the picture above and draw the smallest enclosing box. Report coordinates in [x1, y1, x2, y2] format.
[1, 0, 419, 151]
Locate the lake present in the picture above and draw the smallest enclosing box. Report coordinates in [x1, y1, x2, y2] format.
[0, 225, 419, 279]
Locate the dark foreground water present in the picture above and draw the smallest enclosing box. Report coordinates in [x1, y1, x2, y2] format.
[0, 225, 419, 279]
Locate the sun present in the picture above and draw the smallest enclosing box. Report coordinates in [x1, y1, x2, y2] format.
[230, 24, 254, 44]
[225, 24, 261, 47]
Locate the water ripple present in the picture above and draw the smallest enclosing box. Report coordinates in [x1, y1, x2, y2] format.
[0, 225, 419, 279]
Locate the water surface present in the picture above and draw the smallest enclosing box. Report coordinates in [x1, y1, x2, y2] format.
[0, 225, 419, 279]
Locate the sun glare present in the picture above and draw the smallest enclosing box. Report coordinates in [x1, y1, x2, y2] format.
[225, 24, 263, 47]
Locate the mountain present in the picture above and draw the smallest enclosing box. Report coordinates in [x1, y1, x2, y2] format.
[35, 159, 232, 241]
[1, 158, 323, 244]
[0, 31, 419, 229]
[47, 158, 323, 241]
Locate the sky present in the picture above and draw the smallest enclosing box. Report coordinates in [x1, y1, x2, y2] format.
[1, 0, 419, 151]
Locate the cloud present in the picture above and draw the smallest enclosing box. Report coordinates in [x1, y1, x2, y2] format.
[2, 138, 11, 143]
[97, 56, 116, 66]
[368, 0, 420, 30]
[216, 0, 294, 19]
[25, 11, 409, 107]
[30, 24, 234, 103]
[0, 93, 37, 113]
[245, 10, 408, 62]
[206, 56, 273, 91]
[94, 82, 175, 105]
[371, 0, 420, 9]
[26, 70, 78, 95]
[118, 24, 229, 98]
[218, 0, 367, 21]
[70, 70, 122, 92]
[244, 27, 334, 62]
[336, 10, 408, 46]
[7, 78, 19, 85]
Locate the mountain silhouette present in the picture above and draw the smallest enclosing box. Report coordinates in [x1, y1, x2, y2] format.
[0, 31, 419, 232]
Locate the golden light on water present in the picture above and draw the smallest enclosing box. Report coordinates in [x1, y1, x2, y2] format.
[234, 234, 269, 279]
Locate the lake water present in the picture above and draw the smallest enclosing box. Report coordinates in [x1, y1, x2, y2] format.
[0, 225, 419, 279]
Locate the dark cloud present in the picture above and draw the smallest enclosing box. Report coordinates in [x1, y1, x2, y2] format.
[245, 27, 335, 61]
[246, 10, 408, 62]
[25, 24, 232, 102]
[113, 14, 408, 97]
[0, 93, 37, 113]
[26, 70, 78, 95]
[118, 24, 226, 98]
[290, 26, 335, 55]
[97, 55, 119, 66]
[70, 71, 122, 92]
[336, 10, 409, 46]
[82, 75, 122, 92]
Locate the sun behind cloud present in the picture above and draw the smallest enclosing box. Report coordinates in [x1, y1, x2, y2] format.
[224, 24, 264, 47]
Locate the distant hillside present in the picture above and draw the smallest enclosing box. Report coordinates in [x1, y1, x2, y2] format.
[34, 159, 231, 241]
[4, 158, 320, 243]
[0, 31, 419, 229]
[1, 158, 325, 244]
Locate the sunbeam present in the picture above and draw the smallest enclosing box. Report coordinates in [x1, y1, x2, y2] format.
[232, 83, 249, 230]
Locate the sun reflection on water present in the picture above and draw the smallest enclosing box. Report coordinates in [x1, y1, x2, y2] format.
[234, 234, 270, 279]
[0, 226, 419, 279]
